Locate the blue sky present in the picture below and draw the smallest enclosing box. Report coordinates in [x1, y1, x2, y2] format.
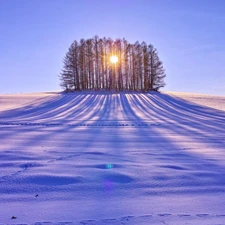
[0, 0, 225, 95]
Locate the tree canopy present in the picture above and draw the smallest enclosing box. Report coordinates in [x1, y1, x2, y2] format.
[59, 36, 166, 92]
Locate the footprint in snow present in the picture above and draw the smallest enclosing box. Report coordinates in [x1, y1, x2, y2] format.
[196, 213, 209, 217]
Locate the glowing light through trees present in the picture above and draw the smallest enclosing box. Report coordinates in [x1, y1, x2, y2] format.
[110, 55, 118, 64]
[60, 36, 166, 91]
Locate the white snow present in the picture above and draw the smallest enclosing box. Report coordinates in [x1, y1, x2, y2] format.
[0, 91, 225, 225]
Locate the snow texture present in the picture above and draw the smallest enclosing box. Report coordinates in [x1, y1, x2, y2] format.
[0, 91, 225, 224]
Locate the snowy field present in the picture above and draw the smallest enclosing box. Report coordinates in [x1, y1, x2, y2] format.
[0, 91, 225, 225]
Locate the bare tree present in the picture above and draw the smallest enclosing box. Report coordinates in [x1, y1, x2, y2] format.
[60, 36, 166, 92]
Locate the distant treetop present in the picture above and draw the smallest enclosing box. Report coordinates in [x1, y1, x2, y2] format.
[59, 36, 166, 92]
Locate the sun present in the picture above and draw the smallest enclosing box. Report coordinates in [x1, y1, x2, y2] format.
[110, 55, 118, 64]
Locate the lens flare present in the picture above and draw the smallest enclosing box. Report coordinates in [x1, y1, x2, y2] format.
[106, 164, 113, 169]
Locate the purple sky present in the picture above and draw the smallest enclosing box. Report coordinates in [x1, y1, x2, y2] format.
[0, 0, 225, 95]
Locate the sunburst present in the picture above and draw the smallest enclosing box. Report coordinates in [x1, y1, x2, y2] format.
[110, 55, 118, 64]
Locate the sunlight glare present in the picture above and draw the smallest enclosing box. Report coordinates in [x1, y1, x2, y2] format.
[110, 55, 118, 64]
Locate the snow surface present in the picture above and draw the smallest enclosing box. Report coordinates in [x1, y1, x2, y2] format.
[0, 91, 225, 225]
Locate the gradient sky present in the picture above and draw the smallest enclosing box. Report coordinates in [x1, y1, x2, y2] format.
[0, 0, 225, 95]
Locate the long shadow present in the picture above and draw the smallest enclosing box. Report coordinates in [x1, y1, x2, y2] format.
[1, 92, 225, 197]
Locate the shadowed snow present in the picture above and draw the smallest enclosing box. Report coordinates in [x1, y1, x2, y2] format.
[0, 91, 225, 224]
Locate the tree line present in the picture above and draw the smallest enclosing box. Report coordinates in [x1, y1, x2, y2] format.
[59, 36, 166, 92]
